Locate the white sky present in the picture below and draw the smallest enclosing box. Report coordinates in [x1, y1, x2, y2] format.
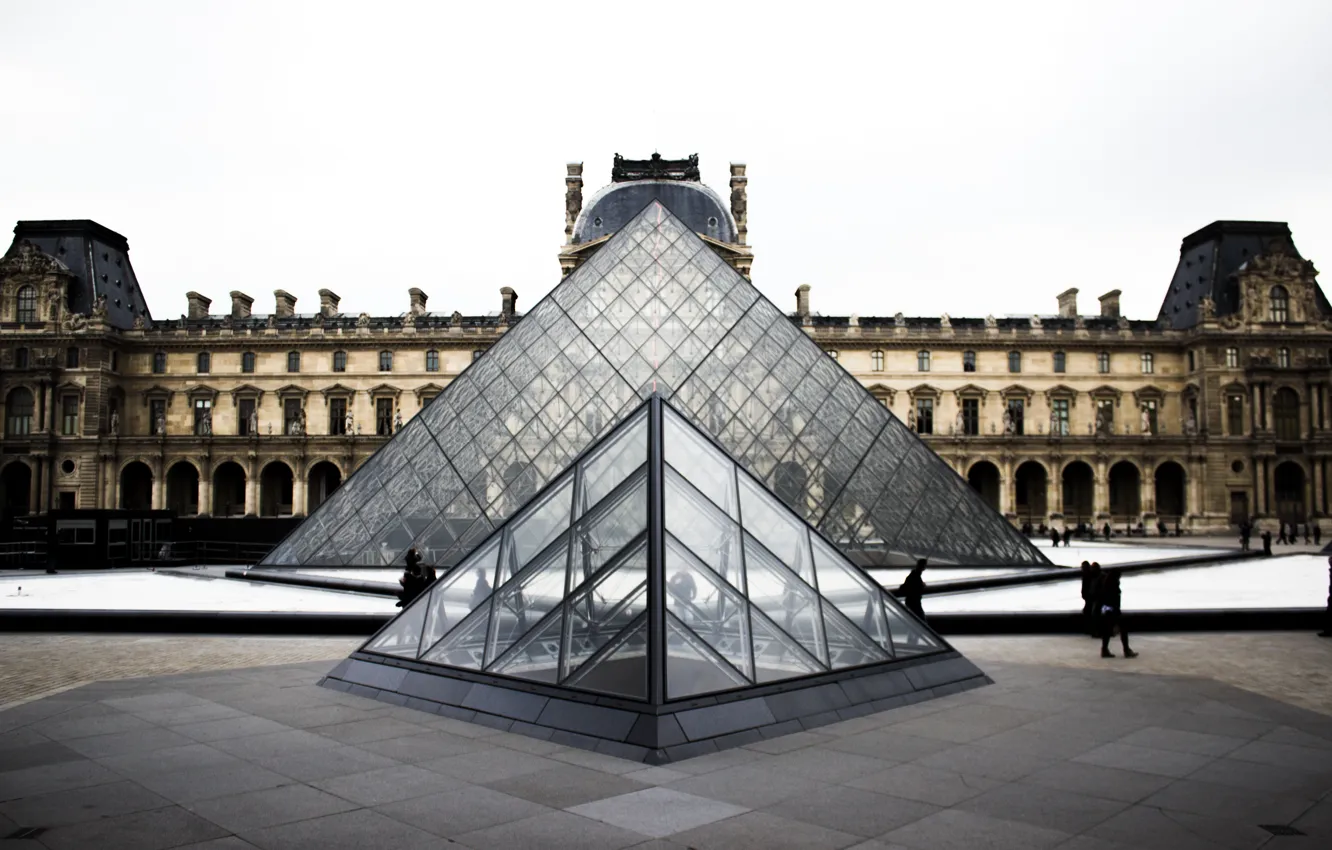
[2, 1, 1329, 322]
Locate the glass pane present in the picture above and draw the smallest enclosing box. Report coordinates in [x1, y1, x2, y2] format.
[884, 597, 943, 658]
[576, 409, 646, 514]
[486, 539, 569, 666]
[565, 617, 648, 700]
[739, 475, 815, 586]
[568, 474, 647, 592]
[665, 535, 753, 681]
[750, 604, 826, 683]
[665, 613, 749, 700]
[420, 605, 491, 669]
[489, 611, 563, 684]
[419, 537, 499, 656]
[561, 547, 649, 680]
[811, 533, 891, 651]
[363, 592, 427, 658]
[742, 534, 827, 666]
[506, 476, 574, 572]
[664, 468, 744, 594]
[821, 600, 891, 669]
[663, 406, 739, 518]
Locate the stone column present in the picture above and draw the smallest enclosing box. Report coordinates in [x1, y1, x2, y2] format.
[150, 461, 163, 510]
[1251, 384, 1263, 433]
[1312, 461, 1324, 516]
[292, 471, 306, 518]
[244, 456, 258, 516]
[1093, 459, 1109, 517]
[27, 460, 40, 515]
[198, 464, 212, 516]
[999, 459, 1014, 516]
[1140, 473, 1154, 517]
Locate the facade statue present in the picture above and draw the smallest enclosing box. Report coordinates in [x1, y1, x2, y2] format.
[451, 311, 463, 327]
[1140, 406, 1152, 434]
[109, 410, 119, 436]
[1030, 315, 1043, 329]
[1002, 408, 1014, 435]
[1049, 407, 1060, 436]
[357, 312, 371, 328]
[984, 314, 997, 328]
[248, 408, 259, 435]
[907, 409, 916, 432]
[394, 409, 403, 432]
[940, 313, 951, 329]
[345, 410, 354, 435]
[893, 312, 906, 328]
[1183, 407, 1197, 436]
[132, 315, 146, 330]
[91, 294, 108, 322]
[1095, 406, 1107, 435]
[402, 311, 415, 328]
[954, 408, 964, 436]
[199, 411, 212, 436]
[290, 408, 306, 435]
[154, 413, 166, 436]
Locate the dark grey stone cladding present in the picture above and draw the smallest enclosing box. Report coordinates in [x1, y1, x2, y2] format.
[320, 651, 991, 765]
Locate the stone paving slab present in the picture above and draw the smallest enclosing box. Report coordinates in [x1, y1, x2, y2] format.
[1, 640, 1330, 849]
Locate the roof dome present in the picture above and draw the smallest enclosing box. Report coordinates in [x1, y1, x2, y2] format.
[572, 180, 737, 245]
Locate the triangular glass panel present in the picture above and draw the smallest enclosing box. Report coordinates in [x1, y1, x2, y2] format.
[565, 616, 649, 700]
[885, 602, 944, 658]
[419, 537, 500, 656]
[665, 612, 749, 700]
[561, 545, 649, 681]
[663, 466, 744, 594]
[485, 535, 569, 668]
[811, 533, 892, 652]
[362, 590, 428, 658]
[567, 472, 647, 593]
[749, 603, 826, 684]
[741, 533, 828, 667]
[420, 604, 491, 669]
[821, 600, 891, 669]
[488, 610, 564, 684]
[664, 535, 753, 681]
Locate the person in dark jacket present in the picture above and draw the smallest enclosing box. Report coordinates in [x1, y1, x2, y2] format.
[1315, 522, 1323, 546]
[1096, 569, 1137, 659]
[1062, 527, 1072, 547]
[1262, 529, 1273, 556]
[897, 560, 927, 621]
[396, 547, 428, 608]
[1050, 528, 1061, 548]
[1278, 523, 1289, 545]
[1239, 522, 1251, 551]
[1103, 522, 1112, 542]
[1080, 561, 1102, 636]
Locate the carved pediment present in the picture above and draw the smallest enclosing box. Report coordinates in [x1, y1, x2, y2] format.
[907, 383, 939, 399]
[230, 384, 265, 404]
[186, 384, 219, 401]
[0, 241, 69, 278]
[142, 384, 175, 406]
[1000, 384, 1033, 400]
[951, 383, 988, 400]
[1043, 384, 1078, 403]
[413, 382, 445, 402]
[367, 383, 401, 399]
[1133, 385, 1165, 405]
[1089, 384, 1122, 402]
[319, 383, 356, 400]
[276, 383, 309, 399]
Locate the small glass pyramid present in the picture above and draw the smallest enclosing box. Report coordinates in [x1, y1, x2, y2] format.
[362, 397, 944, 704]
[262, 201, 1047, 571]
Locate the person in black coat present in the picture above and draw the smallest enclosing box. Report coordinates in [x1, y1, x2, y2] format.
[897, 560, 927, 620]
[1050, 528, 1061, 548]
[396, 547, 428, 608]
[1080, 561, 1102, 636]
[1103, 522, 1112, 542]
[1096, 569, 1137, 659]
[1262, 529, 1273, 556]
[1062, 527, 1072, 547]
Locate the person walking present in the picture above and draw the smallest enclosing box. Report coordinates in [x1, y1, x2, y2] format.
[1262, 529, 1273, 556]
[1278, 523, 1289, 545]
[1050, 528, 1061, 548]
[396, 547, 426, 608]
[1239, 522, 1250, 552]
[1103, 522, 1112, 542]
[1062, 527, 1072, 548]
[1315, 522, 1322, 547]
[1096, 569, 1137, 659]
[897, 560, 928, 621]
[1080, 561, 1102, 636]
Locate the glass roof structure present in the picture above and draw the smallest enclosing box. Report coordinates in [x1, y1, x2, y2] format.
[327, 396, 986, 762]
[263, 200, 1046, 572]
[362, 399, 944, 704]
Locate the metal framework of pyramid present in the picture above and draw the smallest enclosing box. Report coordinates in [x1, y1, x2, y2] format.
[323, 396, 989, 763]
[263, 200, 1047, 571]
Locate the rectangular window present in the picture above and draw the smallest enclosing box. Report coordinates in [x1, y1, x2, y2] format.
[61, 396, 79, 435]
[150, 399, 166, 435]
[66, 347, 79, 368]
[917, 351, 930, 372]
[1098, 351, 1110, 374]
[329, 398, 347, 435]
[425, 350, 440, 372]
[153, 352, 166, 374]
[1187, 351, 1195, 371]
[284, 398, 302, 434]
[1052, 398, 1070, 436]
[1278, 348, 1291, 368]
[1227, 394, 1245, 436]
[962, 398, 979, 436]
[1053, 352, 1066, 373]
[1006, 398, 1025, 435]
[333, 351, 347, 373]
[1141, 352, 1154, 374]
[376, 398, 394, 436]
[915, 398, 934, 434]
[197, 352, 210, 374]
[1008, 351, 1022, 373]
[242, 352, 256, 373]
[962, 351, 976, 372]
[193, 398, 212, 436]
[1096, 398, 1115, 434]
[1226, 347, 1239, 368]
[379, 351, 393, 372]
[871, 350, 884, 371]
[238, 398, 255, 436]
[16, 287, 37, 323]
[287, 352, 300, 373]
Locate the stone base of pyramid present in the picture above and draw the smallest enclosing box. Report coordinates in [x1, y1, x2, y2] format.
[320, 651, 990, 764]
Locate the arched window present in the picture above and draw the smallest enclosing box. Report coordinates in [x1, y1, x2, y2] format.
[871, 350, 884, 372]
[378, 351, 393, 372]
[1277, 347, 1291, 368]
[962, 351, 976, 372]
[286, 351, 301, 373]
[1008, 351, 1022, 373]
[242, 351, 256, 373]
[1053, 351, 1066, 373]
[917, 351, 930, 372]
[1273, 387, 1301, 441]
[332, 351, 347, 373]
[1270, 286, 1289, 323]
[425, 350, 440, 372]
[1097, 351, 1110, 374]
[6, 388, 34, 436]
[15, 285, 37, 323]
[197, 352, 211, 374]
[152, 351, 166, 374]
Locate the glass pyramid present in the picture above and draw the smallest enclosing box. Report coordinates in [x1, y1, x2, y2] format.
[263, 200, 1046, 570]
[361, 396, 945, 704]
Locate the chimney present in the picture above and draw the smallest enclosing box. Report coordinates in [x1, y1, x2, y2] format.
[318, 288, 341, 317]
[564, 163, 584, 244]
[185, 291, 212, 319]
[500, 287, 518, 320]
[229, 290, 254, 319]
[273, 289, 297, 318]
[795, 284, 811, 318]
[729, 162, 748, 245]
[408, 287, 429, 315]
[1099, 289, 1122, 319]
[1056, 287, 1078, 318]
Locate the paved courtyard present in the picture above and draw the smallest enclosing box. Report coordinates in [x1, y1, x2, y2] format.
[1, 634, 1330, 849]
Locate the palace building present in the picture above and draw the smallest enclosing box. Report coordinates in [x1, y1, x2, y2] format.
[1, 155, 1327, 534]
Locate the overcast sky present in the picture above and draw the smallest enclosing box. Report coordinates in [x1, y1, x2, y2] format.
[3, 1, 1329, 322]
